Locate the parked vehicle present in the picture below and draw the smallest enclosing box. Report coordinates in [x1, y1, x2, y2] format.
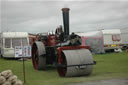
[120, 28, 128, 50]
[76, 29, 122, 53]
[0, 32, 29, 58]
[101, 29, 122, 52]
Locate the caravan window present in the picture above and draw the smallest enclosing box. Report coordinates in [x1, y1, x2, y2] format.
[112, 34, 120, 41]
[22, 38, 28, 46]
[5, 38, 11, 48]
[12, 38, 21, 48]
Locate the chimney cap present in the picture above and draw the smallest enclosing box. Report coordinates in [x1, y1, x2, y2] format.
[62, 8, 70, 12]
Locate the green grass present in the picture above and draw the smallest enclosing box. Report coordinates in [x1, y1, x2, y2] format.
[0, 51, 128, 85]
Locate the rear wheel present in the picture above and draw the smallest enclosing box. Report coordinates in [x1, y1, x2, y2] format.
[32, 41, 46, 70]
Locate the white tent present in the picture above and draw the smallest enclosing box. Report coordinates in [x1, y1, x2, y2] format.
[76, 31, 104, 54]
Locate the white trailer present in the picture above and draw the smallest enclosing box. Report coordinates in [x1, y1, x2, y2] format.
[121, 28, 128, 45]
[0, 32, 29, 58]
[120, 28, 128, 50]
[102, 29, 122, 52]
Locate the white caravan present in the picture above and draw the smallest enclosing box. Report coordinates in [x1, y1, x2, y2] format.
[0, 32, 29, 58]
[120, 28, 128, 45]
[101, 29, 122, 51]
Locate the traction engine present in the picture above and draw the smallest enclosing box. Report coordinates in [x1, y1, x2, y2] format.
[32, 8, 95, 77]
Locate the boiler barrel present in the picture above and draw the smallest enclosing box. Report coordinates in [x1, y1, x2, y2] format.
[57, 49, 93, 77]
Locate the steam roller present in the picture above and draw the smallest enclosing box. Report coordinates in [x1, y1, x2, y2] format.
[32, 8, 96, 77]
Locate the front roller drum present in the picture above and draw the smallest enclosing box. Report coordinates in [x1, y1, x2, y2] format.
[57, 49, 94, 77]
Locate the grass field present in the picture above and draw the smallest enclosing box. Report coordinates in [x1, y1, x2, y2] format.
[0, 51, 128, 85]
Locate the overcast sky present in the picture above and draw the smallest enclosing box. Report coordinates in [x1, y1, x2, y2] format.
[1, 0, 128, 33]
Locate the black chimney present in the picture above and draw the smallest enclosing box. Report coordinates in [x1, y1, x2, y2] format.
[62, 8, 70, 38]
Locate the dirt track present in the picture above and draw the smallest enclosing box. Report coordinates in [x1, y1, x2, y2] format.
[69, 78, 128, 85]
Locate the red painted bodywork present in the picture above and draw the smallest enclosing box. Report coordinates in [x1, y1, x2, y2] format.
[46, 35, 57, 46]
